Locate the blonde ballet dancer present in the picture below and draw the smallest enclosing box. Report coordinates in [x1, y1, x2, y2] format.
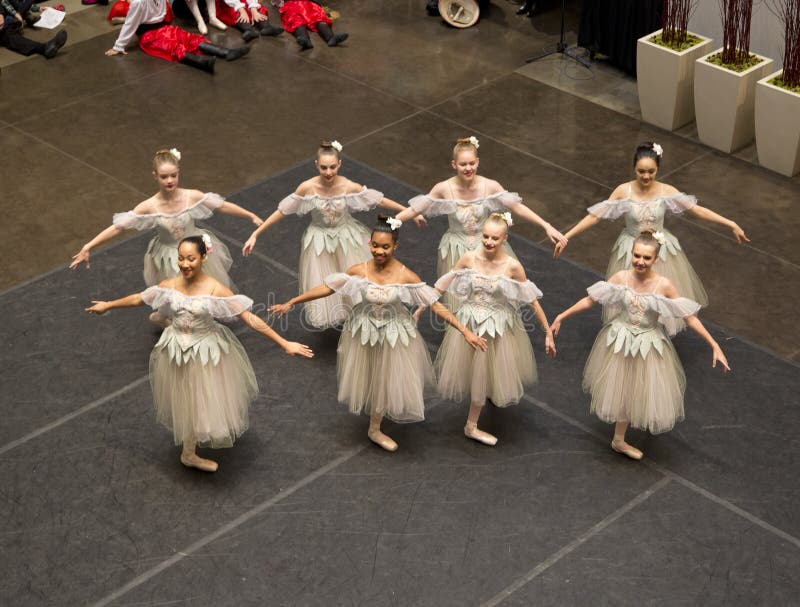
[551, 231, 730, 460]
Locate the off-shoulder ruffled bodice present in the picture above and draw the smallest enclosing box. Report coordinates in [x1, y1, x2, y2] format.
[587, 281, 700, 357]
[587, 194, 697, 263]
[141, 286, 252, 365]
[436, 269, 542, 337]
[325, 273, 440, 348]
[113, 193, 225, 244]
[278, 187, 381, 255]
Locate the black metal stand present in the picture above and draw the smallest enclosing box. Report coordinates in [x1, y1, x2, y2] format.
[525, 0, 590, 67]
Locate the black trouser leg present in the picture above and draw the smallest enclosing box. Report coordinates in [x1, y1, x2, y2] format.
[180, 52, 216, 73]
[293, 25, 312, 50]
[0, 30, 45, 56]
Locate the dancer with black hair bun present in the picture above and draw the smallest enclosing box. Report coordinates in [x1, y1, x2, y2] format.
[551, 231, 730, 461]
[270, 216, 486, 452]
[435, 212, 556, 447]
[71, 149, 261, 310]
[394, 136, 567, 279]
[86, 236, 313, 472]
[554, 142, 749, 325]
[243, 140, 425, 329]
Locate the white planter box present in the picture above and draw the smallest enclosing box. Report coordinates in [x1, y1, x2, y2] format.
[694, 49, 774, 153]
[637, 30, 713, 131]
[755, 70, 800, 177]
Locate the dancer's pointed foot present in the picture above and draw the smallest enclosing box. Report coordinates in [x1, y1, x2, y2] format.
[464, 423, 498, 446]
[368, 430, 398, 452]
[611, 439, 643, 460]
[180, 452, 219, 472]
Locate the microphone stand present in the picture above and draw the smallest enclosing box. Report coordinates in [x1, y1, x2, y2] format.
[525, 0, 590, 68]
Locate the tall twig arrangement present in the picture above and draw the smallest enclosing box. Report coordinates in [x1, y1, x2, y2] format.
[768, 0, 800, 86]
[661, 0, 699, 46]
[718, 0, 755, 64]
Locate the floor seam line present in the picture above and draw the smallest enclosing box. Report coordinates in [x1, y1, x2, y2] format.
[519, 392, 800, 551]
[480, 476, 672, 606]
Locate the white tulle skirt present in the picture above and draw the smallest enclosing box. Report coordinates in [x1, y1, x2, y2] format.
[144, 230, 235, 290]
[299, 239, 371, 329]
[583, 326, 686, 434]
[336, 330, 435, 422]
[436, 320, 537, 407]
[149, 325, 258, 448]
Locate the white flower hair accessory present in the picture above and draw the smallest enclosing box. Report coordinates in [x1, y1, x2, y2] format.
[331, 140, 343, 152]
[652, 143, 663, 157]
[468, 136, 480, 149]
[652, 230, 665, 246]
[501, 212, 513, 227]
[386, 217, 402, 231]
[201, 233, 213, 254]
[169, 148, 182, 161]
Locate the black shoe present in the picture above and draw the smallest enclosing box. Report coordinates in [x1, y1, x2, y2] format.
[180, 52, 216, 73]
[198, 41, 251, 61]
[241, 28, 259, 42]
[257, 22, 283, 36]
[43, 29, 67, 59]
[516, 0, 536, 15]
[294, 26, 313, 50]
[426, 0, 439, 16]
[327, 33, 348, 47]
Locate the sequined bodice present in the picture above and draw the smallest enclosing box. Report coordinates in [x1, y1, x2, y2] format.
[622, 200, 667, 236]
[447, 202, 492, 238]
[154, 212, 201, 244]
[308, 197, 352, 228]
[166, 298, 218, 347]
[616, 290, 661, 333]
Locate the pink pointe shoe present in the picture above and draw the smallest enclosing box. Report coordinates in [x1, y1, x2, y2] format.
[464, 423, 498, 446]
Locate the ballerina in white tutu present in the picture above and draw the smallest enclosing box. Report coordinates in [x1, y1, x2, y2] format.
[243, 140, 425, 330]
[71, 148, 262, 306]
[553, 141, 749, 317]
[434, 212, 556, 446]
[550, 231, 730, 460]
[269, 216, 486, 452]
[393, 136, 567, 278]
[86, 235, 313, 472]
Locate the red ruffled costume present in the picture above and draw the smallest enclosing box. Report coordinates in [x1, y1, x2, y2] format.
[215, 0, 268, 27]
[279, 0, 332, 33]
[107, 0, 207, 62]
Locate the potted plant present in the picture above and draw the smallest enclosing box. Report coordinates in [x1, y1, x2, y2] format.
[694, 0, 774, 152]
[755, 0, 800, 176]
[637, 0, 712, 130]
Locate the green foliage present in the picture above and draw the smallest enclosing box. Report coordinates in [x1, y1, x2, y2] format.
[769, 74, 800, 93]
[706, 51, 764, 72]
[650, 33, 703, 51]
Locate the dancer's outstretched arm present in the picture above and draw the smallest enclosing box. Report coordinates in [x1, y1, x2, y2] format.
[242, 209, 288, 255]
[550, 296, 596, 336]
[269, 284, 335, 317]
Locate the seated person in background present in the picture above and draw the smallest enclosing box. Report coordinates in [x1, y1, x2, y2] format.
[0, 0, 67, 59]
[274, 0, 347, 50]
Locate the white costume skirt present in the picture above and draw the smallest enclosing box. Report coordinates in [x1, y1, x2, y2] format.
[149, 326, 258, 448]
[336, 330, 435, 422]
[583, 326, 686, 434]
[436, 319, 537, 407]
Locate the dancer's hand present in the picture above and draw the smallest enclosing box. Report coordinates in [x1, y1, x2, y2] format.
[464, 329, 487, 352]
[550, 316, 563, 337]
[412, 216, 427, 228]
[251, 9, 267, 22]
[545, 330, 556, 358]
[86, 301, 110, 315]
[242, 236, 257, 256]
[269, 302, 293, 317]
[712, 345, 730, 372]
[105, 48, 126, 56]
[553, 240, 567, 259]
[251, 215, 263, 227]
[70, 248, 91, 269]
[284, 341, 314, 358]
[546, 224, 568, 247]
[732, 223, 750, 244]
[236, 8, 250, 23]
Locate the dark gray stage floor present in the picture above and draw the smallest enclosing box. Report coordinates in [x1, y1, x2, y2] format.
[2, 160, 799, 606]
